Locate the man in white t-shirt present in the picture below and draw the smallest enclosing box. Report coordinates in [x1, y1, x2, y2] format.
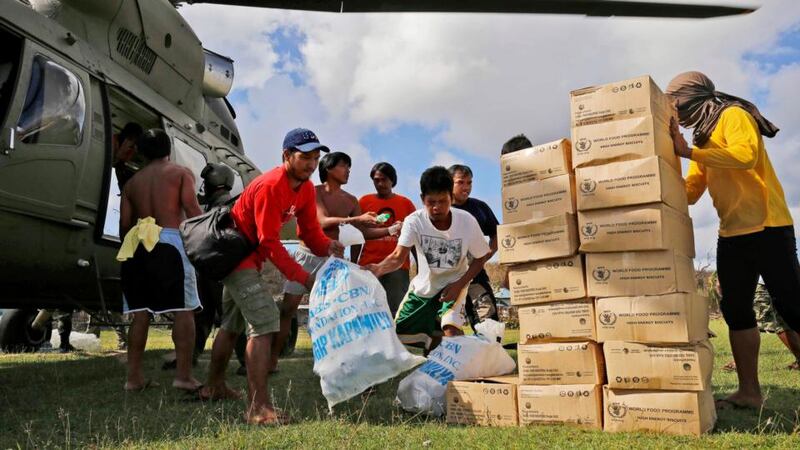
[366, 166, 491, 352]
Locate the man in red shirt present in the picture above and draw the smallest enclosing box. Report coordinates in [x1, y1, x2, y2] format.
[357, 162, 416, 316]
[198, 128, 344, 425]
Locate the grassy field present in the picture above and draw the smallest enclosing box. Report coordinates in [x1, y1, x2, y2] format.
[1, 320, 800, 449]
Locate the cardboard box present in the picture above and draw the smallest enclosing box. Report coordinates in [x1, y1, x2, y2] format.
[604, 340, 714, 391]
[595, 293, 710, 344]
[578, 203, 695, 257]
[571, 114, 679, 172]
[575, 156, 688, 214]
[604, 387, 717, 436]
[498, 213, 578, 265]
[502, 174, 576, 224]
[518, 299, 596, 343]
[586, 250, 695, 297]
[569, 75, 674, 128]
[518, 341, 604, 385]
[518, 384, 603, 429]
[446, 376, 519, 427]
[500, 139, 572, 188]
[509, 255, 586, 305]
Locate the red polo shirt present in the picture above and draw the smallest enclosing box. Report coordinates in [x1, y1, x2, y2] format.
[231, 166, 330, 285]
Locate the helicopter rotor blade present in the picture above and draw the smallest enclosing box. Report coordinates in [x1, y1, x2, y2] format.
[178, 0, 756, 19]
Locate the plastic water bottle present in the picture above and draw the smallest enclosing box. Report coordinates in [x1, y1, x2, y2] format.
[376, 213, 391, 223]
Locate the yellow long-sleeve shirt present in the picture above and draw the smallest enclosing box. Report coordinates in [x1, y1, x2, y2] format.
[686, 106, 793, 237]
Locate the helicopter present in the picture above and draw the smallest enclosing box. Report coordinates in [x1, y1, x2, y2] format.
[0, 0, 754, 352]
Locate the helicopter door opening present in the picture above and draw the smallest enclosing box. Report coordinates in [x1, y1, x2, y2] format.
[99, 87, 160, 241]
[0, 38, 90, 222]
[0, 29, 21, 130]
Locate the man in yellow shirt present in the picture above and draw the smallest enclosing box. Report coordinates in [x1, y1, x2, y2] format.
[667, 71, 798, 410]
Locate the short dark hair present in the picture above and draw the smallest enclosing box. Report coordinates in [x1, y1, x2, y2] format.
[138, 128, 171, 159]
[447, 164, 473, 178]
[501, 134, 532, 155]
[119, 122, 143, 143]
[420, 166, 453, 197]
[370, 162, 397, 187]
[318, 151, 351, 183]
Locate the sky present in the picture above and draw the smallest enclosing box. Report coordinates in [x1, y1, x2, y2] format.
[180, 0, 800, 266]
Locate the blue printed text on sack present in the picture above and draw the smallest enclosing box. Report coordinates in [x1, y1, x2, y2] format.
[312, 311, 394, 362]
[418, 360, 456, 386]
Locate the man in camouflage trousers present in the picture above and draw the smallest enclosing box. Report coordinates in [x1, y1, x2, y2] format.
[710, 272, 800, 371]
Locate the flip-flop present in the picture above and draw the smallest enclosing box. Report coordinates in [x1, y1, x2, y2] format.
[124, 379, 161, 392]
[183, 385, 242, 402]
[721, 361, 737, 372]
[715, 398, 759, 411]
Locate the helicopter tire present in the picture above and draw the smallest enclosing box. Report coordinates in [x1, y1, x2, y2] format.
[0, 309, 52, 353]
[279, 315, 299, 357]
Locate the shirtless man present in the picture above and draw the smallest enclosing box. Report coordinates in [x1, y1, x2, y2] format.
[271, 151, 400, 370]
[118, 128, 203, 391]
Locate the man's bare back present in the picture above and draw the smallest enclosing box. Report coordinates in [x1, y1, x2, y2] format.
[315, 185, 359, 241]
[121, 159, 202, 233]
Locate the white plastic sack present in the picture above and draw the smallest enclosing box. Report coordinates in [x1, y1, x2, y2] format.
[309, 257, 425, 410]
[395, 319, 516, 416]
[50, 331, 102, 352]
[337, 224, 365, 247]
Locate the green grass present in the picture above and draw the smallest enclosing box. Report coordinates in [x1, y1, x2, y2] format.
[1, 320, 799, 449]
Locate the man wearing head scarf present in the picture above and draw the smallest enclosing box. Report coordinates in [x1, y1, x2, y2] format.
[667, 71, 800, 410]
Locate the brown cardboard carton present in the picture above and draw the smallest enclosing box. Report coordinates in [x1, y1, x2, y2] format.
[509, 255, 586, 305]
[518, 341, 605, 385]
[500, 139, 572, 187]
[575, 156, 689, 214]
[571, 115, 680, 172]
[604, 340, 714, 391]
[569, 76, 674, 127]
[498, 213, 578, 265]
[578, 203, 695, 257]
[603, 387, 717, 436]
[518, 384, 603, 429]
[595, 293, 710, 344]
[446, 376, 519, 426]
[518, 299, 596, 343]
[502, 174, 576, 224]
[586, 250, 695, 297]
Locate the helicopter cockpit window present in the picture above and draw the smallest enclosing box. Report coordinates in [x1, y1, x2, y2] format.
[221, 162, 244, 196]
[171, 137, 207, 194]
[15, 55, 85, 146]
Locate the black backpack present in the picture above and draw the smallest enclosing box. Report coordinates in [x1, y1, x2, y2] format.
[179, 196, 257, 280]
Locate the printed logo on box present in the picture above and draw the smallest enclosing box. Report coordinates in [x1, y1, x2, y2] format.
[504, 198, 519, 212]
[581, 223, 598, 237]
[576, 138, 592, 153]
[501, 236, 517, 249]
[592, 267, 611, 282]
[607, 402, 628, 418]
[580, 179, 597, 194]
[599, 310, 617, 326]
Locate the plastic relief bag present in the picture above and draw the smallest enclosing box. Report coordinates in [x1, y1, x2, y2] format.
[395, 319, 516, 416]
[308, 257, 425, 410]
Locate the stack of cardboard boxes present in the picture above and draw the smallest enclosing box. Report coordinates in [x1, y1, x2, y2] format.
[571, 76, 715, 437]
[444, 75, 714, 435]
[497, 139, 604, 429]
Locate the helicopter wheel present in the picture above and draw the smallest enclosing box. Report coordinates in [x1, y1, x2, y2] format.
[0, 309, 52, 353]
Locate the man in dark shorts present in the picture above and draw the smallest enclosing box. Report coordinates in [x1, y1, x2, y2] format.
[118, 129, 203, 392]
[199, 128, 344, 425]
[448, 164, 499, 327]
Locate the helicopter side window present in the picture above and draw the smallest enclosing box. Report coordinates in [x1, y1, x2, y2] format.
[171, 137, 207, 194]
[220, 162, 244, 196]
[15, 55, 86, 146]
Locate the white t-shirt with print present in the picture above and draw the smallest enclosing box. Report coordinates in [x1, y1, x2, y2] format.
[398, 208, 491, 298]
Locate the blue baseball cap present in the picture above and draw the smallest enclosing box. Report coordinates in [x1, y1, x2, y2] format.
[283, 128, 330, 153]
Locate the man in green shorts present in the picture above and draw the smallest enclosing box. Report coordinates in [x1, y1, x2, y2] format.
[710, 272, 800, 371]
[366, 166, 491, 353]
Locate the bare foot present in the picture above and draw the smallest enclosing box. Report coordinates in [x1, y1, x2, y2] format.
[245, 406, 291, 425]
[716, 391, 763, 410]
[124, 379, 160, 391]
[172, 378, 202, 391]
[197, 384, 242, 401]
[721, 361, 737, 372]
